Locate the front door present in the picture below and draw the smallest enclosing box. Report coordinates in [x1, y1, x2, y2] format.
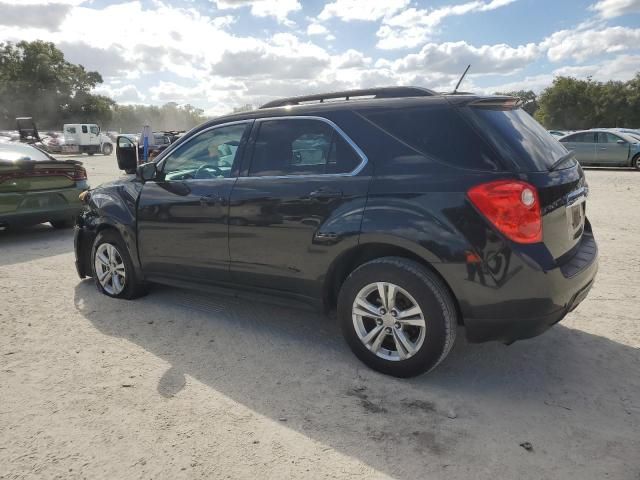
[228, 117, 370, 297]
[137, 121, 251, 284]
[116, 136, 138, 172]
[596, 132, 630, 165]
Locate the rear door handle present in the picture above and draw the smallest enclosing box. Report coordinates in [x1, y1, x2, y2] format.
[309, 188, 343, 199]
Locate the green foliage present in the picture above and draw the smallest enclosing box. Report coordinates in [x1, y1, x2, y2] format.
[495, 90, 539, 116]
[0, 40, 113, 129]
[535, 74, 640, 129]
[108, 102, 207, 133]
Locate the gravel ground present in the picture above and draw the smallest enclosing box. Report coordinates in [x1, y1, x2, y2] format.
[1, 154, 639, 479]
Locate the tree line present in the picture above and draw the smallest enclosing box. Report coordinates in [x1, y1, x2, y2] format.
[1, 40, 639, 134]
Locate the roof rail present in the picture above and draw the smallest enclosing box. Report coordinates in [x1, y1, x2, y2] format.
[259, 86, 437, 109]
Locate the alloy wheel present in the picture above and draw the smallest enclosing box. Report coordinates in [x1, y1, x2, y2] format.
[94, 243, 126, 295]
[352, 282, 426, 361]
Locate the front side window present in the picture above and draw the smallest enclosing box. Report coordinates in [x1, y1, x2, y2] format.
[597, 132, 623, 144]
[249, 119, 361, 177]
[66, 127, 76, 134]
[162, 123, 247, 180]
[90, 126, 99, 135]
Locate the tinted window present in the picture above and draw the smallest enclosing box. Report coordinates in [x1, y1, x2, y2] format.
[597, 132, 623, 143]
[81, 125, 88, 134]
[162, 123, 247, 180]
[464, 107, 569, 171]
[66, 127, 76, 134]
[561, 132, 595, 143]
[363, 106, 501, 171]
[90, 126, 99, 135]
[249, 119, 361, 177]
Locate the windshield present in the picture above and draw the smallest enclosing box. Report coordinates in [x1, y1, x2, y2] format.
[464, 106, 572, 172]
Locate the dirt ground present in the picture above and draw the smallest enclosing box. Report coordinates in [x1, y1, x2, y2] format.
[1, 153, 638, 480]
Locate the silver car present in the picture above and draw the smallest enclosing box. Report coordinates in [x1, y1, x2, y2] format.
[559, 129, 640, 170]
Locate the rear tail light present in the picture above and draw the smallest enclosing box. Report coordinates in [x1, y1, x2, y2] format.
[0, 166, 87, 183]
[467, 180, 542, 244]
[71, 166, 87, 181]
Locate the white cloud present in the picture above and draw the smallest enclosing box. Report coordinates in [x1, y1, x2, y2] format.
[552, 54, 640, 81]
[94, 83, 145, 103]
[541, 26, 640, 62]
[333, 49, 372, 69]
[383, 41, 540, 75]
[376, 0, 518, 49]
[0, 2, 71, 30]
[318, 0, 410, 22]
[307, 23, 329, 35]
[590, 0, 640, 18]
[214, 0, 301, 24]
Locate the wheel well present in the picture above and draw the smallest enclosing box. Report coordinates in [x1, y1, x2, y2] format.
[324, 243, 463, 324]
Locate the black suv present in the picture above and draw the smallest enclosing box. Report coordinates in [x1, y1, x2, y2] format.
[74, 87, 598, 377]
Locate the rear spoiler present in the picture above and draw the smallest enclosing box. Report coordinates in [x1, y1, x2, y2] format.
[468, 97, 522, 110]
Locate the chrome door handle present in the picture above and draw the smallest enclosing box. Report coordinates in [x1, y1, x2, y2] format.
[309, 188, 343, 199]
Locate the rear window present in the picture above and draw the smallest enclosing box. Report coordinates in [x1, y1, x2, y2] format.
[464, 107, 570, 171]
[362, 105, 501, 171]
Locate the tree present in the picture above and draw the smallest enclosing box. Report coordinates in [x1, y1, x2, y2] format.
[494, 90, 538, 116]
[535, 75, 640, 129]
[0, 40, 111, 129]
[107, 102, 208, 133]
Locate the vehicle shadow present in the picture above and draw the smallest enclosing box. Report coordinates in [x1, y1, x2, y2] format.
[0, 224, 74, 267]
[74, 281, 640, 478]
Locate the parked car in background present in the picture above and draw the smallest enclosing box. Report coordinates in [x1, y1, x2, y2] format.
[0, 130, 19, 142]
[0, 142, 88, 229]
[548, 130, 567, 137]
[559, 129, 640, 169]
[76, 87, 598, 377]
[63, 123, 113, 155]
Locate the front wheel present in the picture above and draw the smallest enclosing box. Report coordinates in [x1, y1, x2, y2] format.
[102, 143, 113, 155]
[632, 154, 640, 171]
[338, 257, 457, 377]
[91, 230, 146, 299]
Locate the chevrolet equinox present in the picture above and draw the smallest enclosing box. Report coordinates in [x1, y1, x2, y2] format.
[74, 87, 598, 377]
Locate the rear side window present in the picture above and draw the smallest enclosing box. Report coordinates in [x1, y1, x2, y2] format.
[81, 125, 88, 134]
[249, 119, 361, 177]
[464, 107, 569, 172]
[362, 105, 501, 171]
[66, 127, 76, 134]
[562, 132, 595, 143]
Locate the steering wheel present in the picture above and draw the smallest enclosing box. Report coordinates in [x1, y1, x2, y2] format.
[194, 164, 223, 179]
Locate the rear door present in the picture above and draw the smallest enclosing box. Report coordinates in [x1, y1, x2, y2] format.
[560, 132, 596, 165]
[228, 116, 370, 297]
[137, 121, 251, 284]
[596, 132, 630, 165]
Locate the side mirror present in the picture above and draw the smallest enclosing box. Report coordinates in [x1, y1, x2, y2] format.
[616, 139, 627, 145]
[137, 162, 157, 182]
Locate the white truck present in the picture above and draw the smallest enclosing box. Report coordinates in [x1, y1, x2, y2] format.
[62, 123, 113, 155]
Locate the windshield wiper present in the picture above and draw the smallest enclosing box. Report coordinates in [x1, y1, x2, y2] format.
[549, 151, 576, 171]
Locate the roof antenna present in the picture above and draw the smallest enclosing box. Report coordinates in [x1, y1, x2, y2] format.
[453, 64, 471, 94]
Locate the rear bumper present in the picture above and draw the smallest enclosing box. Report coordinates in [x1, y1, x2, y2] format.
[0, 185, 86, 227]
[436, 230, 599, 344]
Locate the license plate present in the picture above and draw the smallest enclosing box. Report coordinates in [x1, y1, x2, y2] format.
[567, 198, 585, 238]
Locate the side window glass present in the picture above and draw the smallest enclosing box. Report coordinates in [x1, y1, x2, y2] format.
[599, 132, 622, 144]
[162, 123, 247, 180]
[90, 126, 99, 135]
[249, 119, 362, 177]
[66, 127, 76, 134]
[81, 125, 88, 134]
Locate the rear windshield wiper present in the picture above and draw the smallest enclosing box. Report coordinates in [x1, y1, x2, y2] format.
[549, 151, 576, 171]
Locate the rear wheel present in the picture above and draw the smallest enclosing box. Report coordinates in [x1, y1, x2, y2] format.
[632, 154, 640, 171]
[338, 257, 457, 377]
[91, 229, 146, 299]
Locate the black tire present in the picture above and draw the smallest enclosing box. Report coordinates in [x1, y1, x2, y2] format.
[50, 218, 75, 229]
[102, 143, 113, 155]
[632, 154, 640, 171]
[338, 257, 457, 378]
[90, 229, 147, 299]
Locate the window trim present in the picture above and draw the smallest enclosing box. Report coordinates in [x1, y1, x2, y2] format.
[156, 120, 251, 178]
[245, 116, 368, 179]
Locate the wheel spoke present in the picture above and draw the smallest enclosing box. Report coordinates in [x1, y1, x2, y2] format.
[112, 272, 123, 293]
[354, 297, 381, 317]
[394, 328, 416, 357]
[397, 305, 422, 320]
[97, 267, 110, 281]
[370, 327, 387, 353]
[398, 317, 426, 327]
[114, 263, 126, 275]
[376, 283, 387, 309]
[97, 252, 110, 266]
[361, 325, 383, 345]
[392, 330, 408, 360]
[386, 283, 396, 311]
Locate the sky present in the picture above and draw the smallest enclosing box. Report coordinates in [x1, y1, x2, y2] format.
[1, 0, 639, 115]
